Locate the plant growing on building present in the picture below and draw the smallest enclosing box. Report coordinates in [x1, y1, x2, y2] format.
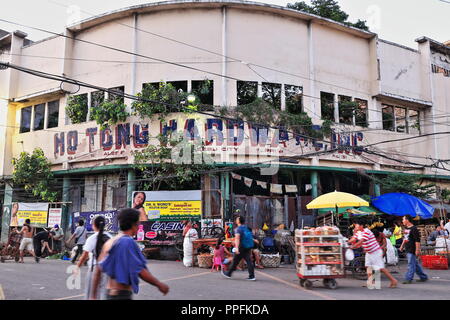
[90, 98, 129, 130]
[66, 94, 88, 124]
[133, 134, 212, 191]
[132, 82, 197, 122]
[12, 148, 58, 202]
[373, 173, 436, 199]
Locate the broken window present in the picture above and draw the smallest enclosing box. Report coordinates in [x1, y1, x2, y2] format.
[395, 107, 407, 133]
[285, 85, 303, 114]
[237, 81, 258, 105]
[109, 86, 125, 104]
[192, 80, 214, 106]
[320, 92, 334, 121]
[33, 103, 45, 131]
[262, 82, 282, 109]
[338, 95, 353, 125]
[382, 105, 395, 131]
[168, 81, 188, 93]
[20, 106, 32, 133]
[90, 91, 105, 121]
[408, 109, 420, 134]
[47, 100, 59, 129]
[354, 98, 368, 127]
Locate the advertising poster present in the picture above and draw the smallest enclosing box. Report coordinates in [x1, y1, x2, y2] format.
[136, 221, 186, 246]
[10, 203, 49, 228]
[72, 211, 119, 233]
[132, 190, 202, 221]
[47, 208, 62, 228]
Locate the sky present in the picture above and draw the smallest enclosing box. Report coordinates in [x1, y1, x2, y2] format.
[0, 0, 449, 49]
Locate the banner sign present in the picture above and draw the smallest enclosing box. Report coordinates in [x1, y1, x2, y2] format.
[47, 208, 62, 228]
[136, 221, 186, 246]
[72, 211, 119, 233]
[10, 203, 49, 228]
[132, 190, 202, 221]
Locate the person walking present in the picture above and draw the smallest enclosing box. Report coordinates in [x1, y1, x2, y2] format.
[350, 219, 398, 288]
[90, 208, 169, 300]
[68, 220, 87, 264]
[74, 216, 112, 300]
[400, 215, 428, 284]
[17, 219, 36, 263]
[221, 216, 256, 281]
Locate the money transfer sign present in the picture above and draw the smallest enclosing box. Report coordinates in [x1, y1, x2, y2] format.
[10, 203, 49, 228]
[132, 190, 202, 221]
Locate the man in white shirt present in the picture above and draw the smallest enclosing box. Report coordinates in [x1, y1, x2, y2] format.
[443, 220, 450, 235]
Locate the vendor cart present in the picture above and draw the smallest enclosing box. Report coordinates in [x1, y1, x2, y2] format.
[0, 231, 22, 263]
[295, 228, 345, 289]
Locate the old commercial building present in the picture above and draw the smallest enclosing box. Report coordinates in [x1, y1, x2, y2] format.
[1, 0, 450, 238]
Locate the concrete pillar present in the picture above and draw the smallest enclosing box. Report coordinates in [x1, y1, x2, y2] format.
[127, 170, 136, 208]
[374, 184, 381, 197]
[1, 183, 13, 243]
[61, 176, 71, 234]
[222, 172, 230, 221]
[311, 171, 319, 199]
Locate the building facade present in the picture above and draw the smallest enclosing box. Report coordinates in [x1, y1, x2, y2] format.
[1, 0, 450, 239]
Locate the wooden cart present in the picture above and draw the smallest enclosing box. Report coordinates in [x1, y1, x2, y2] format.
[295, 229, 345, 289]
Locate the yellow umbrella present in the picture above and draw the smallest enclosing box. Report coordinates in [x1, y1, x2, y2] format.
[307, 191, 369, 225]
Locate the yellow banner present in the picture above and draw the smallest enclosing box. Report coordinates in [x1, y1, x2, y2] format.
[143, 201, 202, 220]
[10, 203, 49, 228]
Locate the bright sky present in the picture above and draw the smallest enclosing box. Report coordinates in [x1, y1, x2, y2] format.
[0, 0, 449, 49]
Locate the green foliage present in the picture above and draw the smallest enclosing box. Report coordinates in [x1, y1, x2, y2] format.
[12, 148, 58, 202]
[374, 173, 436, 199]
[66, 94, 88, 124]
[90, 98, 129, 130]
[133, 134, 212, 191]
[440, 189, 450, 202]
[287, 0, 369, 31]
[132, 82, 197, 122]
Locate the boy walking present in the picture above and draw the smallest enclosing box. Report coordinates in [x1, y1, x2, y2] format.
[221, 216, 256, 281]
[400, 215, 428, 284]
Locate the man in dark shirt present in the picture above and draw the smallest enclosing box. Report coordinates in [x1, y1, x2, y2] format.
[400, 215, 428, 284]
[33, 230, 53, 263]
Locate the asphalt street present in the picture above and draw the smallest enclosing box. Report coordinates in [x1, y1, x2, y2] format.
[0, 258, 449, 300]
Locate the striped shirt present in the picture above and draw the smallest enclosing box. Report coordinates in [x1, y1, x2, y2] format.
[361, 228, 381, 254]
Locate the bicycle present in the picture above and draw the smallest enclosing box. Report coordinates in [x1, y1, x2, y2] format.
[200, 220, 224, 239]
[345, 248, 367, 280]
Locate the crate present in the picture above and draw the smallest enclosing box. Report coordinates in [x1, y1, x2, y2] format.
[424, 255, 448, 270]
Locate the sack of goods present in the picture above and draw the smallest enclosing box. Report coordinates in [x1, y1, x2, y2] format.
[436, 237, 450, 253]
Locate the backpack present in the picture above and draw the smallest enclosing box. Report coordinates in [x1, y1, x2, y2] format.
[240, 226, 254, 249]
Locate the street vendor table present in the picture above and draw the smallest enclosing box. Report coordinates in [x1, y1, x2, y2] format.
[192, 238, 234, 267]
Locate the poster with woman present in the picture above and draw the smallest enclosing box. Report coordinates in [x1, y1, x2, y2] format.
[10, 203, 49, 228]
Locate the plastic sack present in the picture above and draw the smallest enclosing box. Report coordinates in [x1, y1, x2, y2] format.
[345, 248, 354, 261]
[436, 237, 450, 253]
[386, 240, 398, 265]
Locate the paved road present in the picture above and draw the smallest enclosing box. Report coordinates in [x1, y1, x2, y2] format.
[0, 258, 449, 300]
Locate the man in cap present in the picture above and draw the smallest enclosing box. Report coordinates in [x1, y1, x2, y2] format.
[51, 224, 64, 253]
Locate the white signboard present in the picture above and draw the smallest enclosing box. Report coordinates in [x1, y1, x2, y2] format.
[47, 208, 62, 228]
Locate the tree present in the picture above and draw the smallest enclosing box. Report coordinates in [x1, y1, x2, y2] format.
[12, 148, 58, 202]
[374, 173, 436, 199]
[287, 0, 370, 31]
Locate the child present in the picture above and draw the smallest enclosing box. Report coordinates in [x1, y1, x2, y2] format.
[212, 238, 232, 271]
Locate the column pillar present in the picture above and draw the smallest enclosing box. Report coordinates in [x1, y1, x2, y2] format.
[374, 183, 381, 197]
[1, 182, 13, 243]
[61, 176, 71, 234]
[311, 171, 319, 199]
[127, 169, 136, 208]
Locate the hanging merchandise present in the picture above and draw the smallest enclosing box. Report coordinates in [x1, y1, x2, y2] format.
[305, 184, 312, 192]
[244, 177, 253, 188]
[271, 184, 283, 194]
[290, 221, 295, 232]
[285, 185, 298, 193]
[231, 173, 242, 180]
[256, 180, 268, 189]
